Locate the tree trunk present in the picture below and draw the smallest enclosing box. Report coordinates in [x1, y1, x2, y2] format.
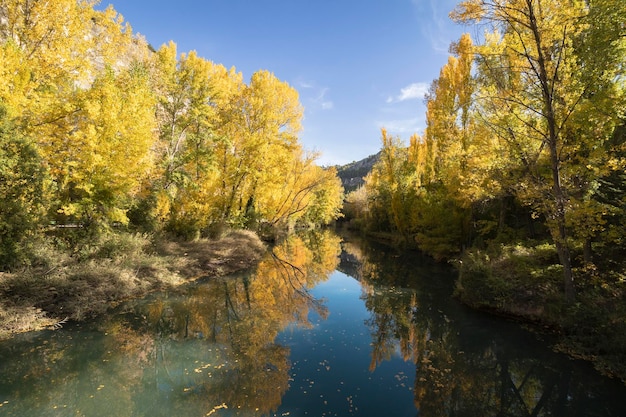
[527, 0, 575, 302]
[583, 238, 593, 264]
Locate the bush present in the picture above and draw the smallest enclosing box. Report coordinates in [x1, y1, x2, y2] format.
[456, 242, 563, 319]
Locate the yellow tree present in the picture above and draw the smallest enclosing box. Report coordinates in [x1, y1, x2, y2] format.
[452, 0, 626, 301]
[52, 65, 156, 226]
[215, 70, 303, 225]
[424, 33, 499, 205]
[0, 1, 142, 128]
[0, 1, 156, 228]
[256, 148, 343, 228]
[365, 128, 421, 238]
[301, 165, 345, 226]
[151, 42, 242, 235]
[0, 0, 95, 95]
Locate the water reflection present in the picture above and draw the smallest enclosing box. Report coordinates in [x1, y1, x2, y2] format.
[1, 230, 625, 416]
[0, 230, 341, 417]
[342, 234, 626, 417]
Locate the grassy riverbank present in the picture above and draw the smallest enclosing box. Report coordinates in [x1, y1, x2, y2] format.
[0, 230, 266, 339]
[455, 240, 626, 382]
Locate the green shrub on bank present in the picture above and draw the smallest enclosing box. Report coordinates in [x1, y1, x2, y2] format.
[456, 240, 626, 381]
[455, 242, 564, 320]
[559, 273, 626, 379]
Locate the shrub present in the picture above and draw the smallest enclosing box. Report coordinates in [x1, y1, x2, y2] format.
[456, 242, 563, 319]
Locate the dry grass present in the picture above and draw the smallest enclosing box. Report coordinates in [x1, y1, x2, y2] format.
[0, 230, 266, 339]
[155, 229, 266, 278]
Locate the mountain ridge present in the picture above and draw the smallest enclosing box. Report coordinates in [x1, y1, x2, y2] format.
[334, 152, 379, 192]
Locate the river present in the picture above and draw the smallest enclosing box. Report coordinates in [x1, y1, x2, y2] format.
[0, 230, 625, 416]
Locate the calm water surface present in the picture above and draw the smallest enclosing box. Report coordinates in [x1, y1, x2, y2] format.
[1, 230, 625, 416]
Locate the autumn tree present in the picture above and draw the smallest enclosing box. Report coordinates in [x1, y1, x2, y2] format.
[149, 42, 242, 237]
[0, 1, 156, 230]
[50, 64, 156, 228]
[299, 165, 345, 226]
[451, 0, 626, 301]
[365, 129, 419, 237]
[0, 0, 342, 241]
[214, 70, 303, 227]
[425, 33, 475, 200]
[256, 149, 344, 228]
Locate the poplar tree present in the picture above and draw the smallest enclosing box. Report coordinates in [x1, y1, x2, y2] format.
[451, 0, 626, 302]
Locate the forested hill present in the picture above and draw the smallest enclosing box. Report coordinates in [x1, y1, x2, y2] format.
[335, 152, 380, 192]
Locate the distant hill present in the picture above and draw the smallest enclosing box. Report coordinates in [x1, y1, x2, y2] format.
[335, 152, 379, 193]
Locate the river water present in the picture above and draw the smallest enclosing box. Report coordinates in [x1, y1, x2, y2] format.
[1, 230, 625, 417]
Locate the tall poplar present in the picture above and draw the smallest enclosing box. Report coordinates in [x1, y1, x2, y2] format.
[452, 0, 626, 301]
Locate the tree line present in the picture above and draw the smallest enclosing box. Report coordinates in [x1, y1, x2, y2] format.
[346, 0, 625, 305]
[0, 0, 344, 269]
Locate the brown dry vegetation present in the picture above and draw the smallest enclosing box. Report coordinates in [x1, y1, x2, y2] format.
[0, 230, 266, 338]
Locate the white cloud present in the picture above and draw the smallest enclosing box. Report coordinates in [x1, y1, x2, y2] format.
[399, 82, 429, 101]
[387, 82, 429, 104]
[298, 80, 314, 89]
[313, 87, 334, 110]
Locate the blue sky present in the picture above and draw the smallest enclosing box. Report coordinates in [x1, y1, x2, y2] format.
[108, 0, 467, 165]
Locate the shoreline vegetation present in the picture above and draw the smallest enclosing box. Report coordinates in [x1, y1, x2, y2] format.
[0, 2, 343, 339]
[347, 226, 626, 383]
[0, 230, 266, 339]
[338, 0, 626, 384]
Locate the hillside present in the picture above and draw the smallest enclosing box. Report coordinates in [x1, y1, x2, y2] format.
[335, 152, 379, 192]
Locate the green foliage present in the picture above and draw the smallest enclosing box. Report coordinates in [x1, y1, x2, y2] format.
[0, 106, 49, 269]
[456, 242, 564, 318]
[559, 265, 626, 378]
[412, 185, 466, 260]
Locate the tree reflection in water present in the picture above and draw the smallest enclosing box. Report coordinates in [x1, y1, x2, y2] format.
[1, 231, 625, 416]
[0, 230, 340, 417]
[343, 234, 626, 417]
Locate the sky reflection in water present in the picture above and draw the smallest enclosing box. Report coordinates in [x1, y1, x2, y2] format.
[0, 230, 625, 417]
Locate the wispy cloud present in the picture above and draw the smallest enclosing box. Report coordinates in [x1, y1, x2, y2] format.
[297, 79, 314, 89]
[313, 87, 334, 110]
[386, 82, 429, 104]
[412, 0, 463, 53]
[297, 78, 334, 111]
[375, 117, 424, 135]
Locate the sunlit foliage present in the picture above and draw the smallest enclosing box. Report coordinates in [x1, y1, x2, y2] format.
[353, 0, 626, 303]
[0, 0, 343, 269]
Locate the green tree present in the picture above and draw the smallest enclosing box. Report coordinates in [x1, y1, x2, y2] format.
[0, 105, 49, 269]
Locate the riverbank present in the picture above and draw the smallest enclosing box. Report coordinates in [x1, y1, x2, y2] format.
[343, 225, 626, 383]
[455, 242, 626, 383]
[0, 230, 267, 339]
